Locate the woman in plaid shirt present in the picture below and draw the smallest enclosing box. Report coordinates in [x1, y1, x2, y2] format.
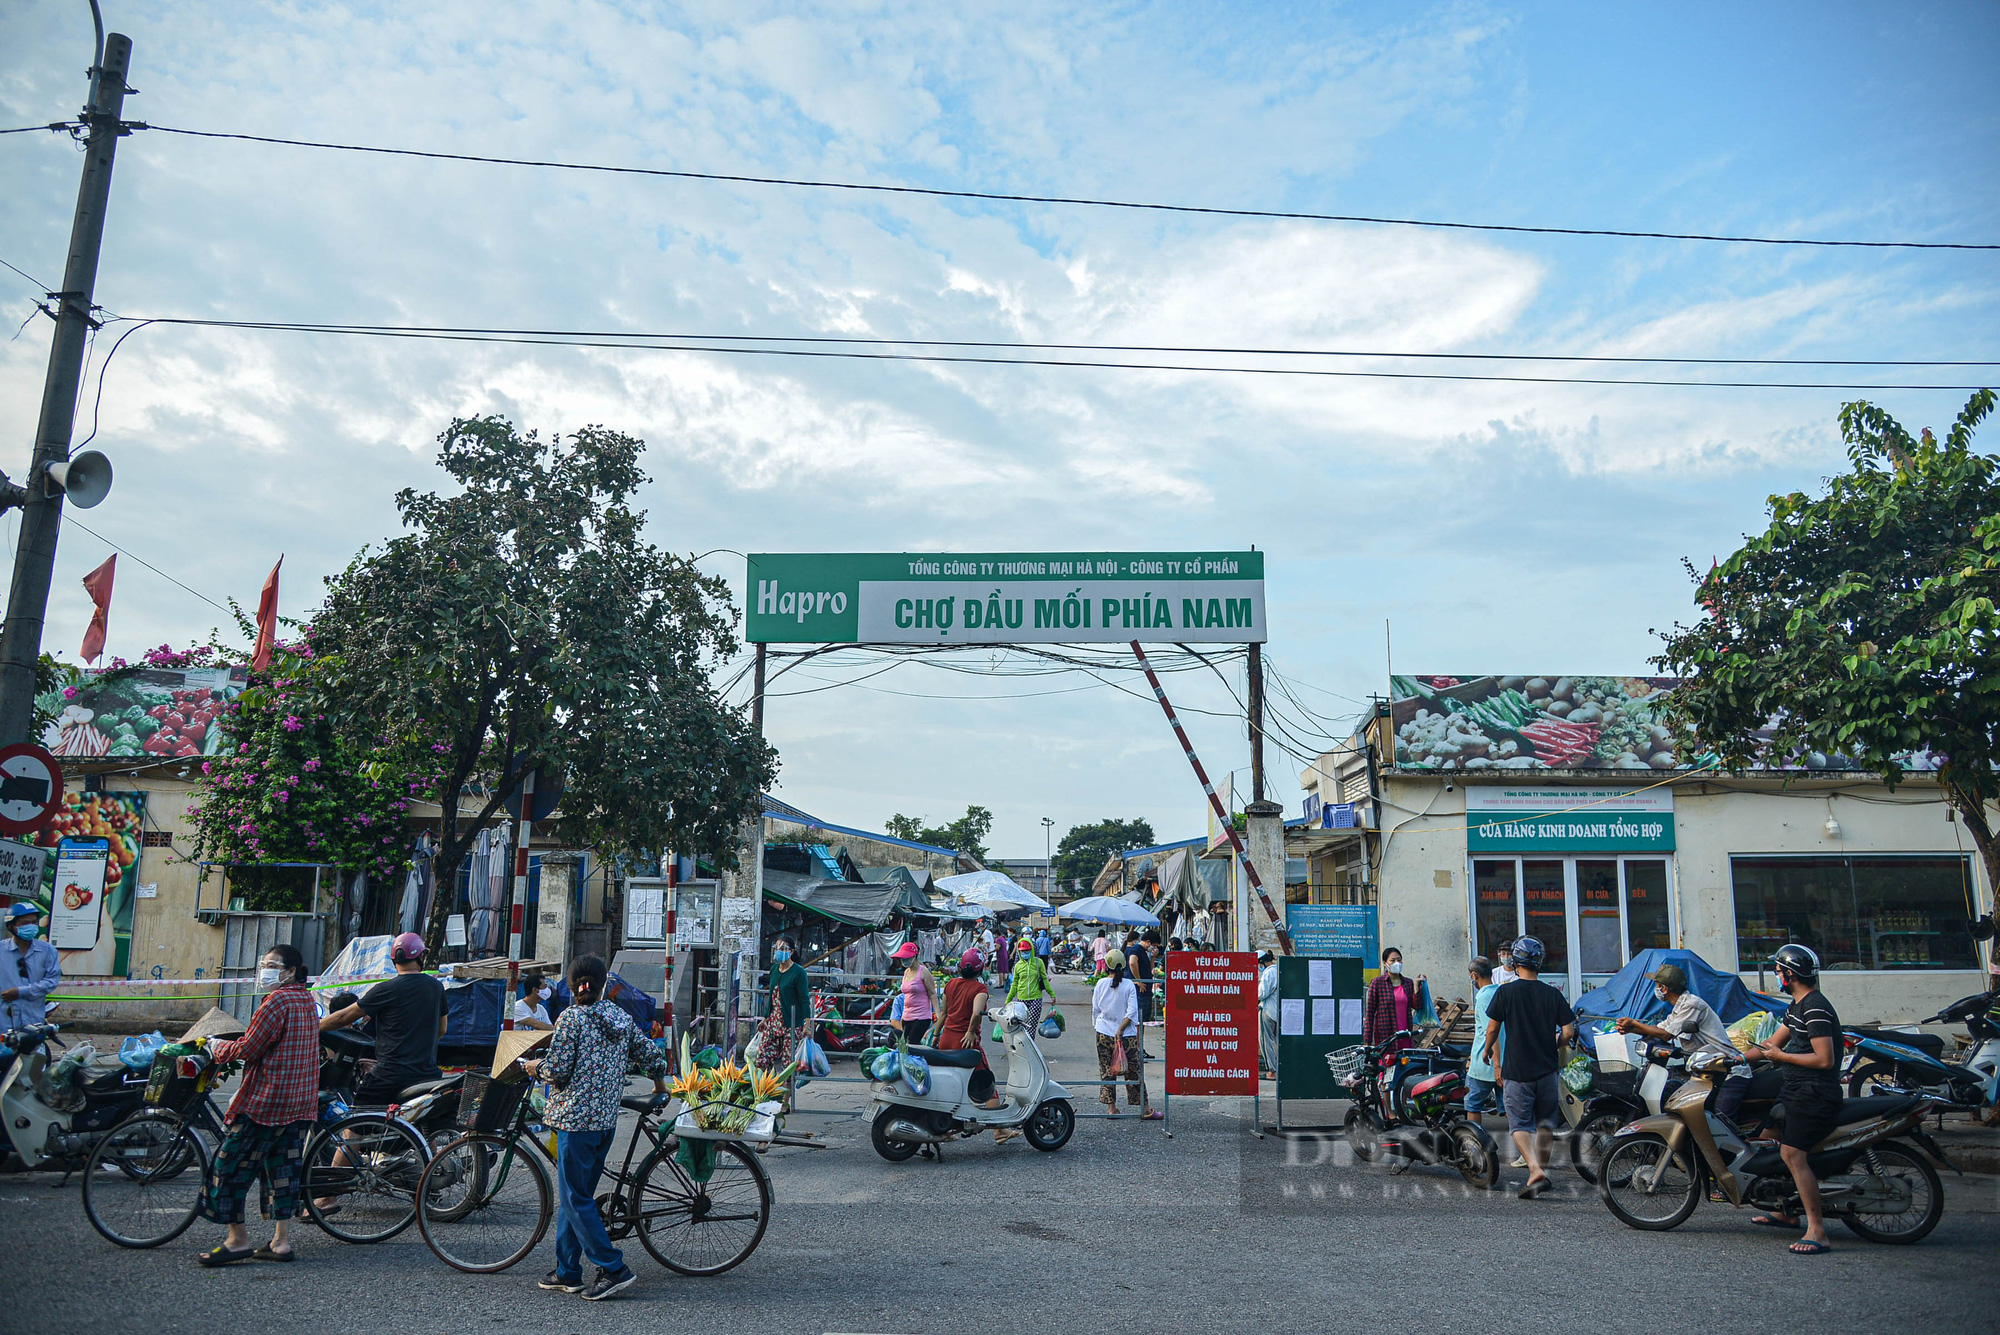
[195, 943, 322, 1265]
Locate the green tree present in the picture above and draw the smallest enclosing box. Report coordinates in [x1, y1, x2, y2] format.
[1656, 391, 2000, 897]
[311, 416, 777, 947]
[1053, 817, 1157, 893]
[883, 804, 993, 861]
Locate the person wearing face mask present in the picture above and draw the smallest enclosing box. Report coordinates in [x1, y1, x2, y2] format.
[1362, 947, 1426, 1051]
[753, 937, 812, 1074]
[1491, 947, 1519, 986]
[1091, 949, 1154, 1117]
[194, 944, 320, 1265]
[512, 974, 556, 1031]
[1614, 963, 1750, 1121]
[1, 901, 60, 1028]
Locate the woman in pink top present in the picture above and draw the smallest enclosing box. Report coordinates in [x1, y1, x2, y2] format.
[892, 941, 937, 1045]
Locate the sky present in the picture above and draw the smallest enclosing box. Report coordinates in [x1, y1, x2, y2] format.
[1, 1, 1995, 862]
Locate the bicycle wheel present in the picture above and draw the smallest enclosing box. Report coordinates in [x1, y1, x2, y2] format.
[1596, 1134, 1699, 1230]
[302, 1113, 429, 1243]
[635, 1139, 772, 1275]
[83, 1111, 208, 1249]
[417, 1133, 552, 1274]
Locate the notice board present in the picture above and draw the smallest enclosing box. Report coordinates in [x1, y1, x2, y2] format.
[1274, 954, 1364, 1101]
[1285, 904, 1378, 963]
[1164, 950, 1258, 1096]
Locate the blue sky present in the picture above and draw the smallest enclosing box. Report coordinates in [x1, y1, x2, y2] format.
[1, 2, 1994, 858]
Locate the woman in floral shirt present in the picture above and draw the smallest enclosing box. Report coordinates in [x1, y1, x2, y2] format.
[520, 955, 666, 1302]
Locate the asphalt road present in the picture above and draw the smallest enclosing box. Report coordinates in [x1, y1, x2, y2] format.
[8, 978, 1996, 1335]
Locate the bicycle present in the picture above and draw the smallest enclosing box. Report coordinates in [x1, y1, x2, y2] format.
[80, 1057, 235, 1249]
[416, 1078, 772, 1277]
[82, 1062, 434, 1250]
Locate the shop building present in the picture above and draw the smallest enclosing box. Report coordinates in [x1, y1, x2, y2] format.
[1297, 674, 1992, 1023]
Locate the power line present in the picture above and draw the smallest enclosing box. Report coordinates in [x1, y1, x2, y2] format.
[103, 317, 1995, 391]
[134, 124, 1999, 251]
[0, 254, 55, 292]
[116, 317, 1997, 368]
[61, 516, 234, 616]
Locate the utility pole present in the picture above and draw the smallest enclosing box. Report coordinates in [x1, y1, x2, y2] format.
[0, 33, 134, 743]
[1247, 641, 1265, 803]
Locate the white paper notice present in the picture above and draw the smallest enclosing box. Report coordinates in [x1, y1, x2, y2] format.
[1312, 999, 1339, 1035]
[1339, 998, 1363, 1034]
[1280, 999, 1306, 1036]
[1308, 959, 1333, 995]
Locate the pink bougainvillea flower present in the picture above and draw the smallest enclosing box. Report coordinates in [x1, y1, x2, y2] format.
[62, 686, 78, 700]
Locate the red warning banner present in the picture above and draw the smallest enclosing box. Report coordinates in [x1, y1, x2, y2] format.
[1164, 950, 1259, 1096]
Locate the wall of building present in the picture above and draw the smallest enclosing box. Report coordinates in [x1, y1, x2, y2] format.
[1373, 773, 1994, 1023]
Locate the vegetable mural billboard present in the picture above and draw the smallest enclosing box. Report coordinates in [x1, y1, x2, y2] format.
[1389, 675, 1940, 773]
[39, 666, 247, 760]
[1391, 675, 1678, 772]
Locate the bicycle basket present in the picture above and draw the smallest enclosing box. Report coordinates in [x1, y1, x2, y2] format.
[457, 1071, 529, 1132]
[143, 1051, 211, 1114]
[1328, 1046, 1368, 1085]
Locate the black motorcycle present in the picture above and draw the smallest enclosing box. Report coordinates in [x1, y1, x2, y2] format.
[1339, 1030, 1499, 1188]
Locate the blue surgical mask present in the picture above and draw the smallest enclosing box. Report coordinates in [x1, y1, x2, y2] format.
[14, 924, 39, 942]
[1654, 985, 1669, 1001]
[772, 949, 790, 964]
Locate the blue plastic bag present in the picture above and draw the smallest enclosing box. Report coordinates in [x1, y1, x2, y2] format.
[119, 1031, 167, 1073]
[800, 1038, 831, 1078]
[901, 1053, 932, 1097]
[868, 1048, 901, 1082]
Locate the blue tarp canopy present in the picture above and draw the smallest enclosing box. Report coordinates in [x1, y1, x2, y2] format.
[1573, 949, 1788, 1026]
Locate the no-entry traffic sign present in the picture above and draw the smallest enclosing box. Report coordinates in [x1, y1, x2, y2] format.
[0, 742, 64, 837]
[1165, 950, 1260, 1096]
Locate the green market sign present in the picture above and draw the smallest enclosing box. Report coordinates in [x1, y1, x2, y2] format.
[745, 551, 1266, 644]
[1465, 787, 1675, 852]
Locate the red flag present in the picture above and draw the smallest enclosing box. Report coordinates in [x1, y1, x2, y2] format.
[79, 555, 116, 663]
[251, 556, 282, 670]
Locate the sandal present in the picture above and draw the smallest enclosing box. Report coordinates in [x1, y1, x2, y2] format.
[252, 1245, 294, 1262]
[1751, 1214, 1799, 1229]
[197, 1244, 256, 1268]
[1788, 1239, 1833, 1255]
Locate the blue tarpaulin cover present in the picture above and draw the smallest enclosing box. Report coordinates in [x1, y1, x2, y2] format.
[1573, 948, 1788, 1026]
[442, 979, 505, 1046]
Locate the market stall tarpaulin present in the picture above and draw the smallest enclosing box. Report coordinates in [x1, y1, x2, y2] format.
[746, 551, 1266, 644]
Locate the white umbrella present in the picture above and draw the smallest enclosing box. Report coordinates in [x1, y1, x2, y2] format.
[935, 869, 1051, 912]
[1057, 895, 1162, 928]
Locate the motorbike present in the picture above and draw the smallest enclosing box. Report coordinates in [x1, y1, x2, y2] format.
[1597, 1048, 1956, 1243]
[1844, 990, 2000, 1112]
[1338, 1030, 1499, 1188]
[1567, 1033, 1791, 1183]
[0, 1023, 152, 1174]
[867, 1001, 1075, 1160]
[1052, 943, 1089, 974]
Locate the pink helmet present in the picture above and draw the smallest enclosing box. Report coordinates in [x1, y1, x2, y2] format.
[960, 948, 984, 970]
[391, 931, 427, 963]
[891, 941, 919, 960]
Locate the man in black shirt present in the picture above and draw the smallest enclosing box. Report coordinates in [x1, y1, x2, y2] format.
[320, 931, 447, 1104]
[1746, 944, 1842, 1255]
[1481, 935, 1576, 1199]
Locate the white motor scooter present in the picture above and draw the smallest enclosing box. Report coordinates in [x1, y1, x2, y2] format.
[867, 1001, 1075, 1160]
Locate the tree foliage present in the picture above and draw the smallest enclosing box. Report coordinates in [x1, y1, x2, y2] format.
[1655, 391, 1999, 894]
[1053, 817, 1157, 892]
[186, 646, 420, 882]
[310, 417, 777, 947]
[884, 804, 993, 861]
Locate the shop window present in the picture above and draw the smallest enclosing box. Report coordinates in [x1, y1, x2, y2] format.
[1577, 860, 1622, 974]
[1473, 860, 1518, 959]
[1731, 856, 1978, 971]
[1523, 860, 1568, 974]
[1625, 860, 1671, 954]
